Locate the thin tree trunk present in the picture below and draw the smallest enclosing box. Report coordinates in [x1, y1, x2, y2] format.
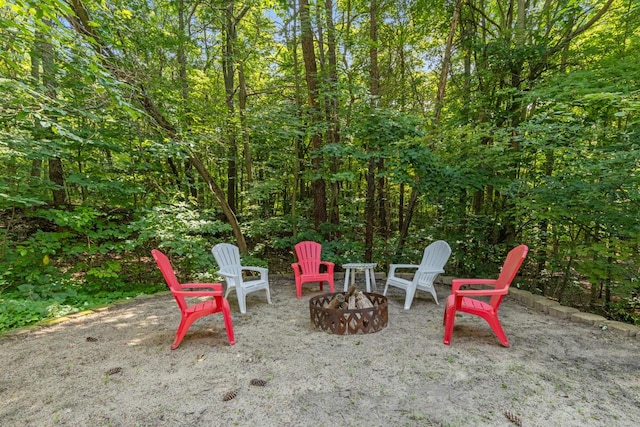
[324, 0, 341, 234]
[434, 0, 460, 122]
[239, 65, 252, 184]
[30, 33, 42, 186]
[223, 1, 238, 212]
[365, 0, 379, 262]
[189, 155, 247, 252]
[398, 182, 405, 232]
[290, 0, 302, 236]
[299, 0, 327, 229]
[177, 0, 189, 101]
[365, 158, 376, 262]
[177, 0, 197, 199]
[39, 21, 67, 207]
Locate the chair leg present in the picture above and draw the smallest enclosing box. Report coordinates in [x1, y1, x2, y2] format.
[221, 299, 235, 345]
[429, 288, 439, 305]
[319, 281, 323, 291]
[265, 287, 272, 304]
[172, 314, 198, 350]
[486, 316, 510, 347]
[296, 280, 302, 299]
[370, 270, 377, 292]
[365, 271, 371, 293]
[343, 268, 351, 291]
[224, 285, 233, 300]
[328, 279, 334, 293]
[171, 316, 188, 350]
[404, 285, 417, 310]
[236, 286, 246, 314]
[443, 304, 456, 345]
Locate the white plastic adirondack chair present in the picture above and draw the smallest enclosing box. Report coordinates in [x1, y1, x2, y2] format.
[383, 240, 452, 309]
[211, 243, 271, 314]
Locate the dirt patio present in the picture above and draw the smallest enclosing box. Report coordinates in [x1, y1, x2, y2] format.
[1, 276, 639, 427]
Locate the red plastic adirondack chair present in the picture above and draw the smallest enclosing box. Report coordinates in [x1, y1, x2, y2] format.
[152, 249, 235, 349]
[443, 245, 528, 347]
[291, 241, 335, 299]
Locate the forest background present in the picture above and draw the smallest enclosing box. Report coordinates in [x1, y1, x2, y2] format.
[0, 0, 638, 332]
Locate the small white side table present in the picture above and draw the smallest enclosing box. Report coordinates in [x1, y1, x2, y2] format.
[342, 263, 378, 292]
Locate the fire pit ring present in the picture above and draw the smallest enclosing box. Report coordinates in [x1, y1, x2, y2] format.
[309, 292, 388, 335]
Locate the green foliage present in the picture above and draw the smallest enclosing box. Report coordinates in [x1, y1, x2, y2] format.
[0, 299, 50, 331]
[132, 201, 233, 277]
[0, 205, 166, 332]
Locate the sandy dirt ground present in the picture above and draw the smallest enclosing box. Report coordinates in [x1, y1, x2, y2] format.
[1, 276, 639, 427]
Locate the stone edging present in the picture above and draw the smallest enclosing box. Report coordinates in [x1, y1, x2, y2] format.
[507, 287, 640, 340]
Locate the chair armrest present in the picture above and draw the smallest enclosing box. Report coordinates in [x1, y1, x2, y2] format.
[453, 288, 508, 297]
[451, 278, 497, 292]
[319, 261, 334, 274]
[174, 282, 223, 296]
[291, 263, 302, 274]
[241, 266, 269, 278]
[417, 269, 445, 274]
[217, 270, 240, 280]
[388, 264, 419, 276]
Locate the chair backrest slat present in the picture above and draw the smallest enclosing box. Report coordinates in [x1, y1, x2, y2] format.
[295, 241, 323, 274]
[415, 240, 451, 286]
[212, 243, 242, 277]
[151, 249, 188, 313]
[490, 245, 529, 308]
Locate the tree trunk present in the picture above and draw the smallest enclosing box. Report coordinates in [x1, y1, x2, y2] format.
[177, 0, 197, 199]
[398, 182, 405, 232]
[189, 155, 247, 252]
[290, 0, 302, 236]
[324, 0, 341, 234]
[239, 64, 253, 184]
[434, 0, 460, 122]
[299, 0, 327, 229]
[29, 33, 42, 188]
[364, 0, 379, 262]
[365, 157, 376, 262]
[223, 1, 239, 213]
[398, 187, 418, 251]
[48, 158, 66, 207]
[39, 22, 67, 207]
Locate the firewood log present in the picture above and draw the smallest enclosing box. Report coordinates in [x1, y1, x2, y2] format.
[348, 295, 356, 309]
[355, 292, 374, 309]
[326, 293, 345, 309]
[346, 284, 358, 298]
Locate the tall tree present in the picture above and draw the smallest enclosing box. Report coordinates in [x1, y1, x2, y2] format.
[222, 2, 250, 213]
[37, 21, 67, 207]
[299, 0, 328, 229]
[324, 0, 342, 233]
[365, 0, 379, 262]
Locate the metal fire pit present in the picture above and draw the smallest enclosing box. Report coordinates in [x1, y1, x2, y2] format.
[309, 292, 388, 335]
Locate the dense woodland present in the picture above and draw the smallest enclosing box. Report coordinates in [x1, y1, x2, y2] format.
[0, 0, 638, 331]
